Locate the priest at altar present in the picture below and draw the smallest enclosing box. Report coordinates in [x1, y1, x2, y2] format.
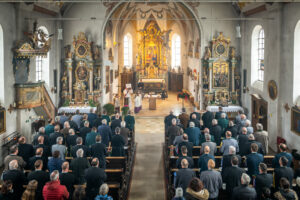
[123, 84, 133, 109]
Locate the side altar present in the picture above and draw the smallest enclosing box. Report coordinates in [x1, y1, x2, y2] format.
[202, 32, 241, 107]
[61, 32, 102, 106]
[135, 20, 170, 92]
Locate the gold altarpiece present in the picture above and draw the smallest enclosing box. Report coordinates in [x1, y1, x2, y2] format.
[136, 21, 170, 81]
[202, 32, 241, 106]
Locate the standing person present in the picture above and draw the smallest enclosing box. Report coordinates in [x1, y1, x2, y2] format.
[51, 137, 67, 160]
[198, 146, 215, 173]
[85, 127, 99, 147]
[254, 123, 269, 155]
[185, 122, 201, 146]
[88, 108, 98, 128]
[179, 108, 190, 130]
[111, 127, 125, 156]
[70, 149, 90, 184]
[79, 121, 91, 145]
[72, 110, 83, 129]
[255, 163, 273, 199]
[123, 86, 133, 109]
[231, 173, 257, 200]
[21, 180, 38, 200]
[42, 170, 69, 200]
[60, 161, 76, 198]
[17, 136, 34, 169]
[4, 145, 26, 171]
[274, 177, 298, 200]
[125, 111, 135, 131]
[274, 156, 294, 190]
[202, 107, 214, 129]
[175, 159, 196, 196]
[246, 143, 264, 179]
[0, 180, 14, 199]
[200, 159, 222, 200]
[98, 119, 112, 147]
[167, 118, 181, 146]
[273, 143, 293, 168]
[220, 131, 239, 155]
[134, 93, 142, 114]
[185, 178, 209, 200]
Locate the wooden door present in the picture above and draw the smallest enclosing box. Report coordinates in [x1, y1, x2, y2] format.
[121, 72, 133, 92]
[251, 94, 268, 131]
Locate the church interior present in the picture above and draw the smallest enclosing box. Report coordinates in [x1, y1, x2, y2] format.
[1, 1, 300, 199]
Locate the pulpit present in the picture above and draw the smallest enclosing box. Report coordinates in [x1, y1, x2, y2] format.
[149, 97, 156, 110]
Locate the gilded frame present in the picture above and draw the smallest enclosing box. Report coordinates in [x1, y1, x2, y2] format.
[0, 107, 6, 134]
[212, 60, 229, 89]
[268, 80, 278, 100]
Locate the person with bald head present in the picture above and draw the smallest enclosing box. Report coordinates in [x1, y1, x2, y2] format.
[167, 118, 181, 146]
[175, 158, 196, 196]
[220, 131, 239, 155]
[17, 136, 34, 169]
[245, 134, 265, 155]
[177, 133, 193, 157]
[211, 119, 222, 146]
[238, 127, 250, 156]
[2, 160, 27, 199]
[188, 113, 201, 128]
[185, 121, 201, 146]
[50, 124, 65, 146]
[28, 147, 48, 170]
[97, 118, 112, 147]
[60, 161, 76, 197]
[84, 157, 107, 199]
[273, 143, 293, 168]
[33, 126, 50, 146]
[164, 110, 177, 130]
[198, 145, 215, 173]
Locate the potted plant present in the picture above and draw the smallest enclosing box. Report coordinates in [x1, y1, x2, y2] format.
[121, 105, 129, 117]
[103, 103, 115, 116]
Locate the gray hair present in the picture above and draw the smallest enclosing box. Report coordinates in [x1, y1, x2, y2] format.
[229, 121, 234, 127]
[39, 127, 45, 133]
[56, 136, 63, 144]
[172, 118, 177, 125]
[9, 160, 18, 170]
[76, 137, 83, 144]
[50, 170, 59, 181]
[248, 134, 255, 140]
[121, 121, 126, 128]
[245, 119, 251, 126]
[229, 146, 236, 154]
[256, 123, 263, 131]
[241, 173, 251, 185]
[99, 183, 109, 195]
[212, 119, 218, 125]
[189, 121, 195, 128]
[69, 128, 75, 135]
[205, 133, 211, 141]
[101, 119, 107, 125]
[175, 187, 183, 197]
[55, 116, 60, 122]
[221, 113, 226, 118]
[84, 121, 89, 126]
[64, 121, 70, 128]
[76, 148, 84, 158]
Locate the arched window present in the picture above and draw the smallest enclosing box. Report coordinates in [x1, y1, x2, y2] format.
[172, 34, 181, 68]
[123, 34, 132, 68]
[294, 20, 300, 102]
[251, 25, 265, 85]
[36, 26, 50, 85]
[0, 24, 3, 103]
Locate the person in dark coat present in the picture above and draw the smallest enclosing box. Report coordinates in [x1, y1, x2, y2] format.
[17, 136, 34, 169]
[198, 146, 215, 173]
[232, 173, 257, 200]
[124, 111, 135, 131]
[71, 137, 90, 158]
[60, 161, 76, 198]
[221, 146, 242, 172]
[185, 122, 201, 146]
[177, 134, 193, 157]
[255, 163, 273, 200]
[215, 106, 228, 120]
[49, 125, 65, 146]
[167, 118, 181, 146]
[226, 121, 238, 138]
[111, 127, 125, 156]
[84, 158, 107, 200]
[175, 159, 196, 196]
[33, 126, 50, 146]
[70, 148, 91, 184]
[120, 121, 130, 146]
[165, 111, 177, 130]
[2, 160, 27, 199]
[79, 121, 91, 145]
[28, 147, 48, 170]
[245, 134, 265, 155]
[190, 108, 201, 120]
[0, 180, 15, 200]
[48, 150, 64, 173]
[176, 146, 194, 169]
[110, 113, 122, 134]
[100, 110, 111, 125]
[273, 143, 293, 168]
[210, 119, 222, 146]
[91, 135, 107, 169]
[34, 135, 51, 160]
[274, 177, 298, 200]
[188, 113, 201, 128]
[27, 160, 50, 200]
[98, 119, 112, 147]
[66, 128, 78, 152]
[93, 114, 103, 129]
[274, 156, 294, 190]
[202, 109, 214, 129]
[222, 156, 245, 197]
[88, 108, 98, 127]
[4, 145, 26, 171]
[246, 143, 264, 178]
[217, 113, 229, 135]
[238, 127, 250, 156]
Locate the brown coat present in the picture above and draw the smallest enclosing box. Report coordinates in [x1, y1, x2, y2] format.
[179, 113, 189, 129]
[4, 154, 26, 171]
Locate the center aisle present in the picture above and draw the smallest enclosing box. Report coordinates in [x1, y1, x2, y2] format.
[129, 116, 165, 200]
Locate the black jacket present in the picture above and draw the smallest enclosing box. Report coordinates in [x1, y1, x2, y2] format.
[274, 166, 294, 190]
[202, 111, 214, 129]
[255, 173, 273, 199]
[79, 127, 91, 144]
[84, 167, 107, 199]
[66, 134, 78, 150]
[211, 125, 223, 146]
[226, 126, 238, 138]
[222, 154, 242, 171]
[71, 144, 90, 158]
[167, 125, 181, 146]
[34, 144, 51, 159]
[174, 168, 196, 195]
[27, 170, 50, 199]
[28, 156, 48, 171]
[60, 172, 76, 198]
[70, 157, 91, 184]
[222, 166, 245, 195]
[91, 143, 107, 168]
[177, 141, 193, 157]
[188, 119, 201, 129]
[18, 143, 34, 165]
[238, 134, 249, 156]
[176, 156, 194, 169]
[33, 133, 50, 146]
[111, 134, 125, 156]
[49, 132, 65, 146]
[245, 140, 265, 155]
[111, 119, 122, 134]
[232, 185, 257, 200]
[2, 170, 27, 199]
[190, 112, 201, 120]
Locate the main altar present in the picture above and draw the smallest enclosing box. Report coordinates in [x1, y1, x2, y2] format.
[135, 20, 170, 93]
[60, 32, 101, 106]
[202, 32, 241, 106]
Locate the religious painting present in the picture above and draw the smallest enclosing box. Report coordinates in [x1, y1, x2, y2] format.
[291, 106, 300, 135]
[268, 80, 278, 100]
[145, 46, 158, 66]
[106, 66, 110, 94]
[212, 60, 229, 88]
[13, 58, 30, 84]
[75, 62, 88, 81]
[0, 107, 6, 134]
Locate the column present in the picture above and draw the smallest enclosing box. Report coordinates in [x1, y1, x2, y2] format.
[88, 61, 94, 93]
[208, 60, 213, 92]
[65, 60, 73, 100]
[231, 59, 237, 92]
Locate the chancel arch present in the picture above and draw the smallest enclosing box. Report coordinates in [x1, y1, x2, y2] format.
[294, 20, 300, 103]
[251, 25, 265, 87]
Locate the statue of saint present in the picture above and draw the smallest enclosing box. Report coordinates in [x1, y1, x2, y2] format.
[147, 61, 158, 78]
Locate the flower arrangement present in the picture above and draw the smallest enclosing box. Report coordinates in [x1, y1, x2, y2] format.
[177, 92, 190, 101]
[121, 105, 129, 117]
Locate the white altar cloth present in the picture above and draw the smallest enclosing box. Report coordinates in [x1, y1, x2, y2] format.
[207, 105, 243, 113]
[58, 106, 97, 114]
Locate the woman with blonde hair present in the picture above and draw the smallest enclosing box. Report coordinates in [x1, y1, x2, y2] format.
[95, 183, 113, 200]
[21, 180, 38, 200]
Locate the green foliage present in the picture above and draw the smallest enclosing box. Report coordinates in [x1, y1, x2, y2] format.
[89, 99, 97, 107]
[121, 106, 129, 117]
[103, 103, 115, 116]
[62, 99, 70, 107]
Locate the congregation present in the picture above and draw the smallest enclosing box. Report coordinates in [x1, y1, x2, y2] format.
[0, 109, 135, 200]
[165, 107, 300, 200]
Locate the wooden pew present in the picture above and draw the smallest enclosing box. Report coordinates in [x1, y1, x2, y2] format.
[64, 156, 126, 169]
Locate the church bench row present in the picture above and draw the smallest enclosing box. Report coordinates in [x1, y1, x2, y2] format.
[167, 155, 275, 169]
[65, 156, 126, 169]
